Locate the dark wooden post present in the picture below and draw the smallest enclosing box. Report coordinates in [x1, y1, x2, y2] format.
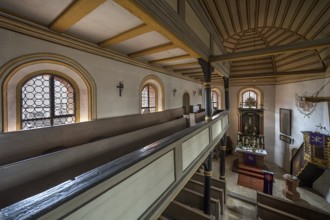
[219, 133, 227, 180]
[198, 58, 213, 215]
[223, 77, 229, 110]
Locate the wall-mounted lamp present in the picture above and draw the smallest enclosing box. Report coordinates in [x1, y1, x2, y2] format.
[173, 88, 177, 97]
[193, 90, 196, 97]
[198, 88, 202, 96]
[116, 81, 124, 96]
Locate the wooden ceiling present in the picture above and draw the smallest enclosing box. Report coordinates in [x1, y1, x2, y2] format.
[200, 0, 330, 81]
[0, 0, 329, 84]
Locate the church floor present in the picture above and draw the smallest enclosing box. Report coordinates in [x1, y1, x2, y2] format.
[211, 153, 330, 219]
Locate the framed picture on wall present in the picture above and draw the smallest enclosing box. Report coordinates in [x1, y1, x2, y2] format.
[280, 108, 292, 136]
[280, 134, 292, 144]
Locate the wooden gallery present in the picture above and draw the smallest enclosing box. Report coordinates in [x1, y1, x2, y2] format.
[0, 0, 329, 219]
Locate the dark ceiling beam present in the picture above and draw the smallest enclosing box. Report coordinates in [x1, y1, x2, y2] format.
[211, 38, 330, 62]
[230, 68, 326, 79]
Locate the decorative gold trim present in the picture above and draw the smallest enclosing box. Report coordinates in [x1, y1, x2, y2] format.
[204, 171, 212, 176]
[220, 146, 226, 151]
[16, 70, 81, 130]
[139, 75, 165, 113]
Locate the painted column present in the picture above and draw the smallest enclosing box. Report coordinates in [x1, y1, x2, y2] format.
[198, 58, 213, 215]
[223, 77, 229, 110]
[219, 133, 227, 180]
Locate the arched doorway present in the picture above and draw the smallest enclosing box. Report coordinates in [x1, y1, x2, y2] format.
[183, 92, 190, 114]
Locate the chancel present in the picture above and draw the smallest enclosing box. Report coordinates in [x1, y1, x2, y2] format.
[0, 0, 330, 220]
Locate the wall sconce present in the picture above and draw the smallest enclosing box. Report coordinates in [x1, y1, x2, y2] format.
[193, 90, 196, 97]
[173, 88, 177, 97]
[116, 81, 124, 96]
[198, 88, 202, 96]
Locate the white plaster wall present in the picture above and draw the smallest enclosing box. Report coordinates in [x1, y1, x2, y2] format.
[275, 78, 330, 172]
[227, 85, 276, 163]
[0, 28, 203, 123]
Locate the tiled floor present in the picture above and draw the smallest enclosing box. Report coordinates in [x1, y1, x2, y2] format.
[211, 153, 330, 219]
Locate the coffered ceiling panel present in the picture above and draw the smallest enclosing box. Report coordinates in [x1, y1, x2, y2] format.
[0, 0, 73, 26]
[67, 0, 143, 43]
[109, 31, 170, 54]
[141, 48, 187, 61]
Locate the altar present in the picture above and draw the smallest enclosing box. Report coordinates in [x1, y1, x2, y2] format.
[235, 146, 268, 167]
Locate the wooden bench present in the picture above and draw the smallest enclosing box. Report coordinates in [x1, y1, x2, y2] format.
[192, 172, 227, 204]
[163, 200, 214, 220]
[185, 179, 224, 214]
[175, 188, 220, 220]
[0, 117, 187, 208]
[0, 108, 184, 165]
[257, 192, 330, 220]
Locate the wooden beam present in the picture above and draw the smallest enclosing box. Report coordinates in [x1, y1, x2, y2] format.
[50, 0, 106, 32]
[181, 71, 203, 76]
[128, 43, 177, 58]
[149, 54, 191, 64]
[114, 0, 200, 58]
[230, 68, 326, 79]
[165, 62, 199, 68]
[211, 38, 330, 62]
[99, 24, 152, 47]
[175, 68, 201, 73]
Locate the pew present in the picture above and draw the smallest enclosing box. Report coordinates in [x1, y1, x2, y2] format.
[257, 192, 330, 220]
[0, 108, 184, 165]
[175, 188, 220, 220]
[0, 117, 187, 208]
[163, 200, 214, 220]
[185, 179, 224, 214]
[192, 172, 227, 204]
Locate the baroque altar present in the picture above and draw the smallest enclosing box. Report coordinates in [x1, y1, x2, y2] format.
[237, 108, 265, 149]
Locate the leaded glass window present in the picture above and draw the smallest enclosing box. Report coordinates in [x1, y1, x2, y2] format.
[242, 90, 257, 108]
[21, 74, 76, 130]
[141, 84, 156, 113]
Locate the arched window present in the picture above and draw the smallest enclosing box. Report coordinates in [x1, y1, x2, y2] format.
[242, 90, 257, 108]
[211, 91, 219, 109]
[21, 74, 76, 130]
[141, 84, 157, 113]
[139, 75, 164, 114]
[211, 88, 221, 109]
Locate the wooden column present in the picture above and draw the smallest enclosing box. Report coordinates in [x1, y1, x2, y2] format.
[198, 58, 213, 215]
[223, 77, 229, 110]
[219, 134, 227, 180]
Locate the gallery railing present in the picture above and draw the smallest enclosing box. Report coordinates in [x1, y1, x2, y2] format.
[0, 111, 229, 220]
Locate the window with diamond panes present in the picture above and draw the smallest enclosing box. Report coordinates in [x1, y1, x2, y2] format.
[242, 90, 257, 108]
[141, 84, 156, 113]
[21, 74, 76, 130]
[211, 91, 218, 109]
